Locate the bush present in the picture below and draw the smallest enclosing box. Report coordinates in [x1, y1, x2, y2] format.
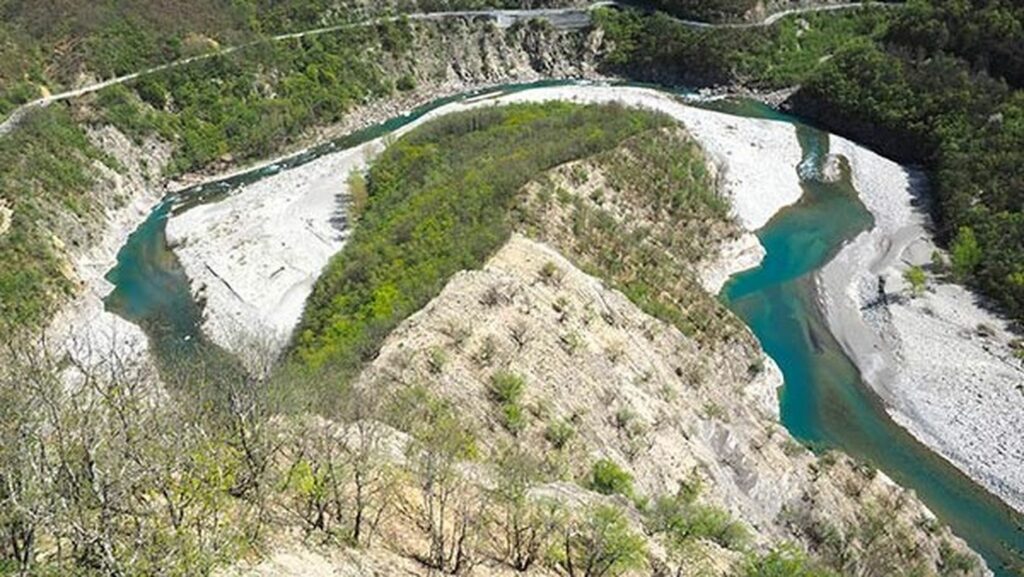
[490, 371, 526, 405]
[950, 227, 982, 281]
[544, 418, 575, 450]
[647, 490, 749, 551]
[743, 544, 837, 577]
[903, 266, 927, 296]
[396, 74, 416, 92]
[587, 459, 634, 499]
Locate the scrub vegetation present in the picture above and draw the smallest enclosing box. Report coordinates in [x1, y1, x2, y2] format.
[0, 107, 114, 330]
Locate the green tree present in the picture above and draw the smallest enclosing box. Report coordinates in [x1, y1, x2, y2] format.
[744, 544, 837, 577]
[489, 446, 561, 571]
[904, 265, 927, 296]
[951, 227, 982, 281]
[554, 505, 647, 577]
[647, 488, 749, 551]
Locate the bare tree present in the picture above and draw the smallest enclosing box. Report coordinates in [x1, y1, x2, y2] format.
[488, 446, 562, 572]
[400, 389, 482, 574]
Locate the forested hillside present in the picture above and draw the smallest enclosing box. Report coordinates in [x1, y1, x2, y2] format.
[0, 0, 580, 117]
[293, 104, 672, 382]
[598, 0, 1024, 324]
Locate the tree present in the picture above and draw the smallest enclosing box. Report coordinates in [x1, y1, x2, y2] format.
[402, 389, 481, 574]
[0, 334, 251, 575]
[903, 266, 927, 296]
[951, 227, 982, 281]
[280, 391, 397, 548]
[488, 446, 561, 571]
[554, 505, 647, 577]
[646, 485, 749, 552]
[743, 544, 838, 577]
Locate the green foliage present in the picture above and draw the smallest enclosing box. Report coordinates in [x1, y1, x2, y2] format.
[596, 7, 892, 88]
[646, 0, 758, 23]
[0, 106, 116, 331]
[501, 402, 528, 436]
[552, 505, 648, 577]
[490, 370, 526, 405]
[544, 418, 575, 450]
[490, 371, 529, 435]
[950, 226, 982, 281]
[347, 170, 369, 221]
[596, 1, 1024, 324]
[395, 74, 417, 92]
[0, 81, 40, 117]
[939, 539, 980, 576]
[904, 266, 927, 296]
[397, 385, 479, 462]
[646, 485, 749, 551]
[587, 459, 634, 499]
[743, 544, 838, 577]
[292, 103, 668, 384]
[516, 128, 748, 347]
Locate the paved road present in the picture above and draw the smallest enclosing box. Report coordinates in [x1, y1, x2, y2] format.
[0, 1, 897, 137]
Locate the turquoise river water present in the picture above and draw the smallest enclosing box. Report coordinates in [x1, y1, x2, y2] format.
[104, 84, 1024, 574]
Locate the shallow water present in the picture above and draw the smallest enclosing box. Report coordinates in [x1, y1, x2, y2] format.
[717, 101, 1024, 576]
[103, 83, 1024, 574]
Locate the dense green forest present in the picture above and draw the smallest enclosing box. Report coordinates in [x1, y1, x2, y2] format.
[95, 18, 409, 174]
[598, 0, 1024, 323]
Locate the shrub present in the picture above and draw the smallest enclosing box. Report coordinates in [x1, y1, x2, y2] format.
[647, 490, 749, 551]
[552, 505, 647, 577]
[501, 403, 527, 436]
[490, 371, 526, 405]
[904, 266, 927, 296]
[950, 227, 982, 281]
[743, 544, 837, 577]
[395, 74, 416, 92]
[587, 459, 634, 499]
[544, 418, 575, 450]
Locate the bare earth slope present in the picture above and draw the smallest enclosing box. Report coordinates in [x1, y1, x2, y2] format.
[337, 233, 980, 575]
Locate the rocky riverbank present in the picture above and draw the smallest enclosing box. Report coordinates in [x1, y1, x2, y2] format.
[817, 136, 1024, 515]
[44, 126, 170, 370]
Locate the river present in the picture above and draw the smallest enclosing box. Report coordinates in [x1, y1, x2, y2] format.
[103, 83, 1024, 575]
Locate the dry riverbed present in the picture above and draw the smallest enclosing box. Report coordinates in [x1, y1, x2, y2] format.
[819, 136, 1024, 514]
